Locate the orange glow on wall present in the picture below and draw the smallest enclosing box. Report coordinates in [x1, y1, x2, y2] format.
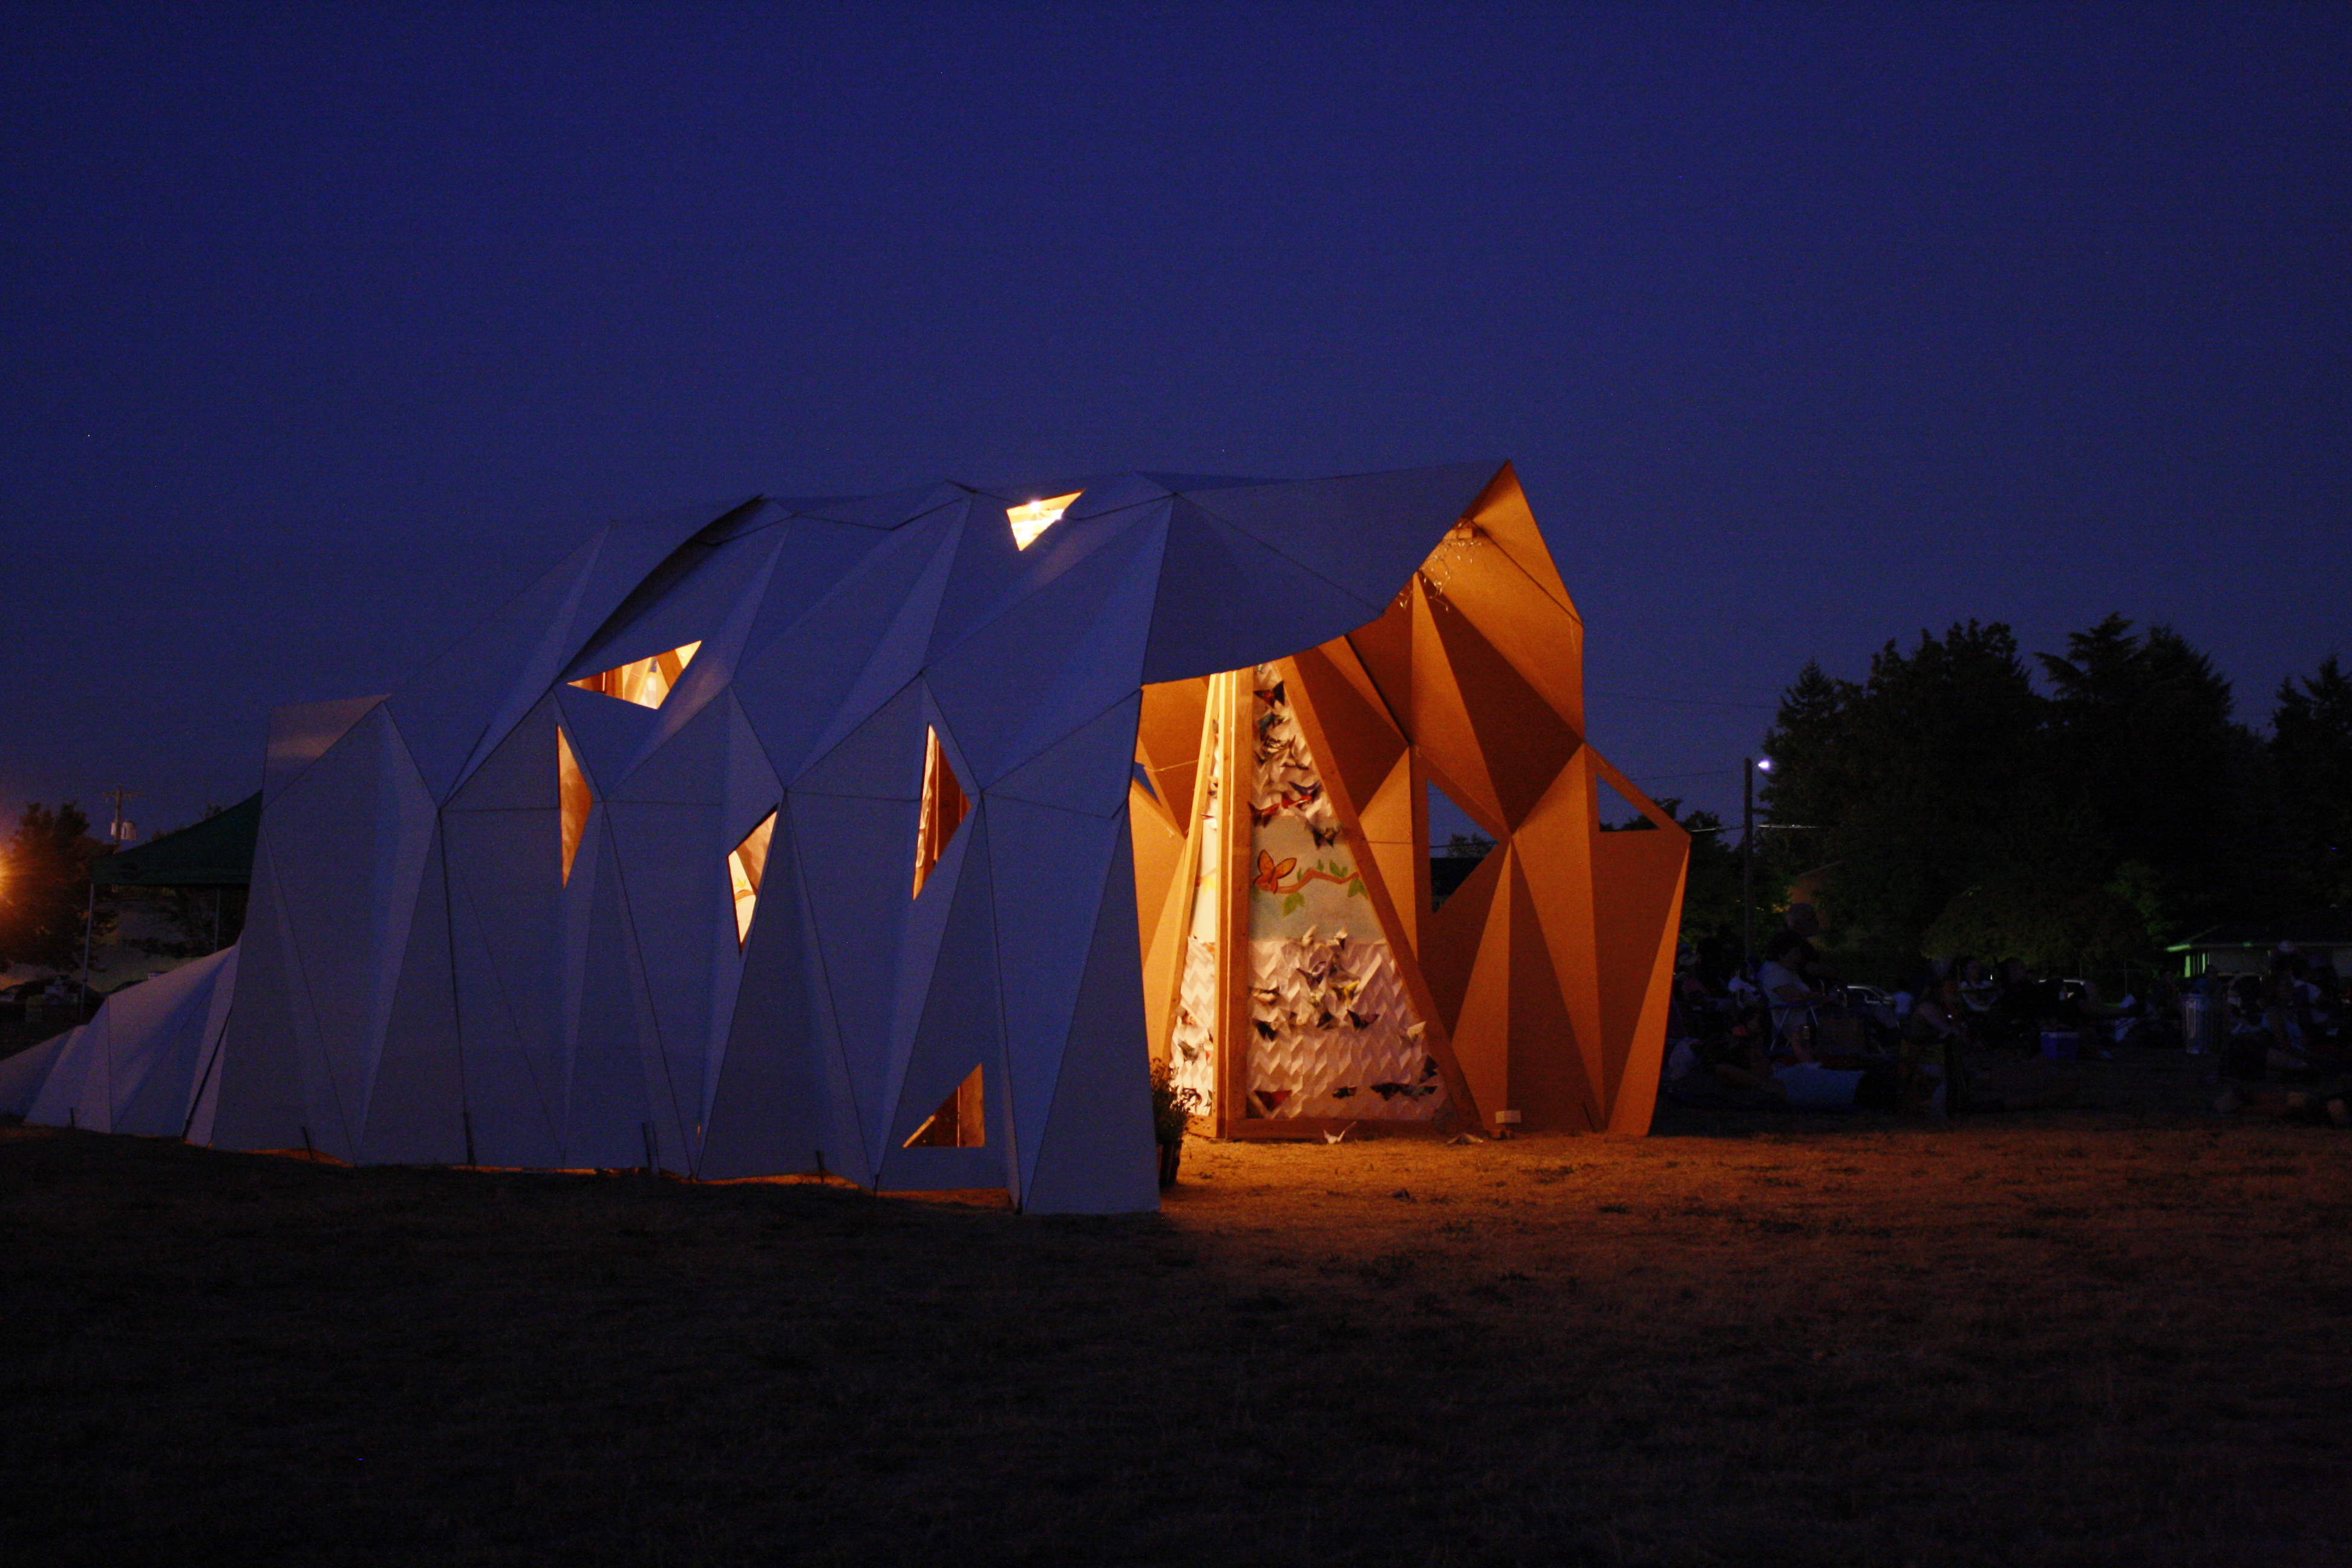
[1128, 469, 1688, 1139]
[912, 726, 969, 897]
[570, 641, 702, 709]
[557, 725, 592, 884]
[22, 463, 1685, 1206]
[902, 1064, 985, 1148]
[727, 810, 776, 947]
[1007, 492, 1082, 550]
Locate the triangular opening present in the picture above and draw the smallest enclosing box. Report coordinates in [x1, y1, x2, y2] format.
[1426, 772, 1497, 911]
[557, 725, 593, 884]
[903, 1064, 985, 1148]
[1006, 491, 1082, 550]
[570, 640, 703, 710]
[1594, 771, 1662, 833]
[912, 726, 970, 898]
[727, 809, 777, 948]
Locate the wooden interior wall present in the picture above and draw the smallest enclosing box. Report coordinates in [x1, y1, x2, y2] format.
[1128, 467, 1690, 1137]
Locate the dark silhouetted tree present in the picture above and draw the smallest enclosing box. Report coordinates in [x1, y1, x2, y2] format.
[2037, 615, 2261, 934]
[1755, 615, 2302, 969]
[1759, 622, 2051, 952]
[0, 803, 111, 972]
[2272, 653, 2352, 908]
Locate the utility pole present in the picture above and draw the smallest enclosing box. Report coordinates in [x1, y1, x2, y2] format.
[1740, 756, 1775, 976]
[80, 785, 136, 1006]
[1742, 756, 1755, 975]
[102, 783, 137, 844]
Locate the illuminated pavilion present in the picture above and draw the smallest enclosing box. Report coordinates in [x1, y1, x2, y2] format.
[10, 463, 1688, 1212]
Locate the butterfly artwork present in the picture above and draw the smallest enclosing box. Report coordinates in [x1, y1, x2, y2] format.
[1254, 851, 1358, 898]
[1249, 787, 1326, 828]
[1310, 822, 1345, 848]
[1347, 1009, 1379, 1031]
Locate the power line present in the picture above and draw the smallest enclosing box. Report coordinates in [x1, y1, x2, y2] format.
[1585, 689, 1778, 711]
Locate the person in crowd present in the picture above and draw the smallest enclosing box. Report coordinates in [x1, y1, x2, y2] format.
[1900, 972, 1974, 1117]
[1693, 932, 1742, 996]
[2302, 966, 2348, 1070]
[1757, 928, 1826, 1064]
[2130, 973, 2184, 1051]
[1665, 1006, 1792, 1110]
[1959, 958, 2001, 1016]
[1979, 959, 2047, 1051]
[2223, 972, 2279, 1080]
[2265, 949, 2314, 1060]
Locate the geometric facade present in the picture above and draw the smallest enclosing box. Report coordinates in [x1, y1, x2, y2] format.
[1139, 497, 1690, 1141]
[15, 463, 1686, 1212]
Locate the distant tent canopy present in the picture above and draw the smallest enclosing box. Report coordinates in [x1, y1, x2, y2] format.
[17, 465, 1687, 1214]
[90, 794, 260, 887]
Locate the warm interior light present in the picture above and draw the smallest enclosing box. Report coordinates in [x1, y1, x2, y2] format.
[571, 641, 703, 709]
[727, 810, 776, 947]
[1007, 492, 1082, 550]
[912, 726, 970, 897]
[903, 1064, 985, 1148]
[557, 727, 592, 884]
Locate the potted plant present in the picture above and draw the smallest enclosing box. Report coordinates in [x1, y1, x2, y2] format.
[1151, 1062, 1200, 1188]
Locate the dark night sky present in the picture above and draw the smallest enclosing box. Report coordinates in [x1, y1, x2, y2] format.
[4, 4, 2346, 843]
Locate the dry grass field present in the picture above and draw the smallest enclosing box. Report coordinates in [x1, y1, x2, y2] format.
[4, 1055, 2349, 1567]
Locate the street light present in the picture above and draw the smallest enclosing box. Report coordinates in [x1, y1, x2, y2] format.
[1742, 756, 1774, 975]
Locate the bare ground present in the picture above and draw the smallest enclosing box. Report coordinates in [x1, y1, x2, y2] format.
[2, 1051, 2348, 1567]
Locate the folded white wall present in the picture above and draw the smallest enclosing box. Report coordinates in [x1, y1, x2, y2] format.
[28, 465, 1555, 1213]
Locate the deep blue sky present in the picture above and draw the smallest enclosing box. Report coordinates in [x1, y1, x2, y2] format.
[5, 4, 2346, 842]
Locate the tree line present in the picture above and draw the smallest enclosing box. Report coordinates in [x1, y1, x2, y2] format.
[1753, 615, 2350, 975]
[1, 803, 246, 979]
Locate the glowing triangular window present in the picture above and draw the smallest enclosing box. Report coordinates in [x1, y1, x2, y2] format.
[912, 726, 970, 898]
[1427, 774, 1497, 912]
[1595, 773, 1663, 832]
[727, 809, 776, 947]
[1007, 491, 1081, 550]
[570, 641, 702, 709]
[557, 726, 592, 884]
[903, 1065, 985, 1148]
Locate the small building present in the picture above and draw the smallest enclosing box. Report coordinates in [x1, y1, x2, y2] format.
[2167, 916, 2352, 981]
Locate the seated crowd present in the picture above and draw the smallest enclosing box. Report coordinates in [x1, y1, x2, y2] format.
[1659, 911, 2351, 1125]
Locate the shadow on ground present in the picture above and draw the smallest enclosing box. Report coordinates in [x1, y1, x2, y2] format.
[3, 1049, 2347, 1566]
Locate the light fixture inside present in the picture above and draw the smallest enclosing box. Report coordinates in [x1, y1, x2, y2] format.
[571, 641, 702, 709]
[1007, 492, 1082, 550]
[727, 809, 776, 947]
